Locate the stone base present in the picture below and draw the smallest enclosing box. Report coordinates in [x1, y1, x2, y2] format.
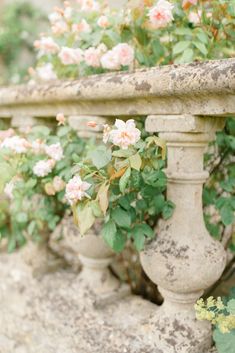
[141, 311, 212, 353]
[0, 252, 217, 353]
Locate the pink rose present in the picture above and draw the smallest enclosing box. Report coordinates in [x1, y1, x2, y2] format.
[108, 119, 141, 150]
[65, 175, 91, 205]
[1, 136, 30, 154]
[33, 159, 55, 177]
[34, 37, 59, 55]
[31, 139, 45, 154]
[53, 176, 66, 192]
[148, 0, 174, 29]
[36, 64, 57, 81]
[56, 113, 66, 126]
[49, 11, 63, 24]
[0, 129, 15, 141]
[45, 143, 63, 161]
[72, 19, 91, 34]
[84, 47, 101, 68]
[188, 10, 202, 24]
[101, 50, 121, 70]
[51, 20, 68, 35]
[59, 47, 84, 65]
[77, 0, 100, 12]
[97, 15, 110, 28]
[113, 43, 134, 66]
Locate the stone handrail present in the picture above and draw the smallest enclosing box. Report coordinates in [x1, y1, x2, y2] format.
[1, 58, 235, 353]
[0, 58, 234, 117]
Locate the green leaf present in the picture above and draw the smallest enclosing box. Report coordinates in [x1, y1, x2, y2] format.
[227, 299, 235, 315]
[129, 153, 142, 171]
[174, 28, 192, 36]
[112, 207, 131, 228]
[153, 194, 165, 213]
[28, 221, 36, 236]
[139, 223, 154, 239]
[220, 203, 234, 226]
[213, 328, 235, 353]
[77, 205, 95, 235]
[90, 146, 112, 169]
[142, 168, 167, 188]
[134, 232, 145, 251]
[193, 41, 208, 56]
[57, 126, 71, 137]
[31, 125, 50, 137]
[162, 201, 175, 220]
[15, 212, 28, 223]
[97, 182, 109, 215]
[173, 41, 191, 55]
[119, 167, 131, 194]
[177, 48, 194, 63]
[196, 31, 208, 44]
[102, 220, 117, 248]
[7, 236, 16, 253]
[112, 149, 134, 158]
[146, 136, 166, 160]
[112, 231, 126, 252]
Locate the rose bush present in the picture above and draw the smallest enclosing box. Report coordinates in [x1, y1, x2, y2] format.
[0, 116, 88, 251]
[65, 119, 172, 252]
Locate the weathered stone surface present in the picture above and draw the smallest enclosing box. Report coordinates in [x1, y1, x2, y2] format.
[0, 59, 234, 117]
[0, 252, 218, 353]
[140, 116, 226, 353]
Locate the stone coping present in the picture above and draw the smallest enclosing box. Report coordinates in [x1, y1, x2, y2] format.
[0, 59, 234, 117]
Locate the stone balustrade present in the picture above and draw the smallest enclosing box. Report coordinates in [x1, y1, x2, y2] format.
[0, 58, 234, 353]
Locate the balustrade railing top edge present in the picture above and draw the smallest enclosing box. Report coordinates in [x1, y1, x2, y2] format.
[0, 58, 234, 117]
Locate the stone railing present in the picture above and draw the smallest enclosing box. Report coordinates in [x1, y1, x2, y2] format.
[0, 58, 234, 353]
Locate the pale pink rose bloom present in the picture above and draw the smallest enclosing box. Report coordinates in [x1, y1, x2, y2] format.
[65, 175, 91, 205]
[45, 143, 63, 161]
[188, 10, 202, 24]
[97, 15, 109, 28]
[72, 19, 91, 34]
[33, 159, 55, 177]
[78, 0, 100, 12]
[101, 50, 121, 70]
[84, 47, 101, 68]
[59, 47, 84, 65]
[64, 6, 73, 20]
[34, 37, 60, 55]
[53, 176, 66, 192]
[113, 43, 134, 66]
[56, 113, 66, 126]
[1, 136, 30, 154]
[148, 0, 174, 29]
[52, 20, 68, 35]
[109, 119, 141, 150]
[0, 129, 15, 141]
[4, 180, 15, 199]
[36, 64, 57, 81]
[49, 11, 62, 24]
[31, 139, 46, 154]
[97, 43, 107, 54]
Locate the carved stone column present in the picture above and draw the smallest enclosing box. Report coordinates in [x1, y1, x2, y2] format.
[140, 115, 227, 353]
[68, 116, 130, 304]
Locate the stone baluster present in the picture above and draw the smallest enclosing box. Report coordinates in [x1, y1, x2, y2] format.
[67, 115, 129, 303]
[140, 115, 227, 353]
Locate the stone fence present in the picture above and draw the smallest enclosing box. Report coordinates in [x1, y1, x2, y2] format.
[0, 58, 234, 353]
